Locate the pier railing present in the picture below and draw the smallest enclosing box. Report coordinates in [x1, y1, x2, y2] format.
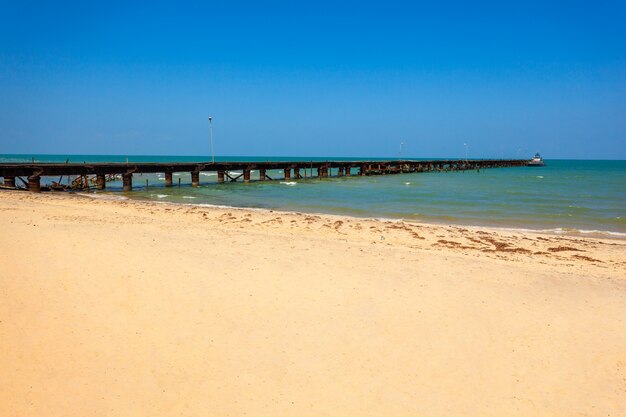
[0, 159, 529, 192]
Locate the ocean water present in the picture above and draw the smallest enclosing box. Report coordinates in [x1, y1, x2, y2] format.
[2, 154, 625, 237]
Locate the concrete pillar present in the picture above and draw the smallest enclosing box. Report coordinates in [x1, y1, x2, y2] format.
[259, 169, 266, 181]
[3, 176, 16, 188]
[217, 170, 225, 183]
[96, 174, 106, 190]
[293, 167, 300, 179]
[191, 171, 200, 187]
[123, 173, 133, 191]
[28, 175, 41, 193]
[165, 172, 173, 186]
[337, 167, 344, 176]
[243, 169, 251, 183]
[284, 168, 291, 180]
[345, 166, 351, 176]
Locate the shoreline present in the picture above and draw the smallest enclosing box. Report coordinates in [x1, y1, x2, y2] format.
[76, 189, 626, 240]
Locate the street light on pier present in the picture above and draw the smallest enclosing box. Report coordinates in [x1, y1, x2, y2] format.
[208, 116, 214, 163]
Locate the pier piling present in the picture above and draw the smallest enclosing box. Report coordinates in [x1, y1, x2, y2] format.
[28, 175, 41, 193]
[191, 171, 200, 187]
[3, 176, 16, 188]
[123, 173, 133, 191]
[165, 172, 173, 187]
[96, 174, 106, 190]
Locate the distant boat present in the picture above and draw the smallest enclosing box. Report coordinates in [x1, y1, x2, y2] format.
[528, 152, 545, 166]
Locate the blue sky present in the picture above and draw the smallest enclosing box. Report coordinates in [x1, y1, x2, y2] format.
[1, 1, 625, 159]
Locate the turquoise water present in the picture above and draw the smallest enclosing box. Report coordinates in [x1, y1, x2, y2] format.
[2, 154, 625, 236]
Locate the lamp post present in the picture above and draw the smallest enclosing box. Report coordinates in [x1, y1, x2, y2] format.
[208, 116, 214, 163]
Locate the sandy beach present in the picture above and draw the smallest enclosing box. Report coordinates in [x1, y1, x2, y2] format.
[1, 190, 625, 416]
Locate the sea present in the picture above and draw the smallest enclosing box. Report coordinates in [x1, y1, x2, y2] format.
[2, 154, 625, 238]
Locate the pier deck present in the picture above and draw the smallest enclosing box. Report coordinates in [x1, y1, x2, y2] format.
[0, 159, 529, 192]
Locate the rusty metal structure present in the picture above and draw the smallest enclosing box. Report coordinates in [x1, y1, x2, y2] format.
[0, 159, 529, 192]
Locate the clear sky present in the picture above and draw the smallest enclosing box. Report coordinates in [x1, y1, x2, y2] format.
[1, 0, 625, 159]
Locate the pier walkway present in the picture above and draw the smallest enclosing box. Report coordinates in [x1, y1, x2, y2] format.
[0, 159, 529, 192]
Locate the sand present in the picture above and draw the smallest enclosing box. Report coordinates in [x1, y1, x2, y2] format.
[1, 190, 625, 416]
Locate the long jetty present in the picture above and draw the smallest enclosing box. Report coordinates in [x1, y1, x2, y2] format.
[0, 159, 529, 192]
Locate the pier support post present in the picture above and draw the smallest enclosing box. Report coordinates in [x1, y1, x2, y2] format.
[293, 167, 300, 179]
[191, 171, 200, 187]
[123, 173, 133, 191]
[165, 172, 173, 187]
[96, 174, 106, 190]
[284, 168, 291, 180]
[337, 167, 344, 177]
[28, 175, 41, 193]
[345, 166, 351, 176]
[243, 169, 251, 183]
[217, 170, 225, 183]
[3, 176, 16, 188]
[259, 169, 266, 181]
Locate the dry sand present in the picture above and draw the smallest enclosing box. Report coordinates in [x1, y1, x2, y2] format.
[1, 190, 625, 416]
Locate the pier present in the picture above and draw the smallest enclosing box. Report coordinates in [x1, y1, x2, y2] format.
[0, 159, 529, 192]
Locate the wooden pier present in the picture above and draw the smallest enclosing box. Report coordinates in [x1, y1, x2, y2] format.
[0, 159, 529, 192]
